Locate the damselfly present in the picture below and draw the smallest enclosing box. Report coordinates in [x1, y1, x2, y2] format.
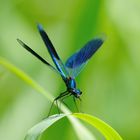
[17, 24, 104, 115]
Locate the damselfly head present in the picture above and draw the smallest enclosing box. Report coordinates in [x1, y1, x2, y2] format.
[72, 88, 82, 98]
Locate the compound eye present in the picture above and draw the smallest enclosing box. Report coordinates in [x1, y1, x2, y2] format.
[72, 89, 76, 93]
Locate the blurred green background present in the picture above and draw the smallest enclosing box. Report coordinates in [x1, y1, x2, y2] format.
[0, 0, 140, 139]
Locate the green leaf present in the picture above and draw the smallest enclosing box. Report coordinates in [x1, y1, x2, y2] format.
[73, 113, 123, 140]
[25, 113, 123, 140]
[0, 57, 53, 101]
[0, 57, 96, 140]
[25, 114, 66, 140]
[0, 58, 123, 140]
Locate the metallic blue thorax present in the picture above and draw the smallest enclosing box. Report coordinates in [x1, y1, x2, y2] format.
[66, 78, 76, 89]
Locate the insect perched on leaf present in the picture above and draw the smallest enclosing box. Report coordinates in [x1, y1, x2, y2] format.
[17, 24, 104, 115]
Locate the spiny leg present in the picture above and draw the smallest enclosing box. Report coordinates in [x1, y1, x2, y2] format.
[54, 91, 71, 114]
[59, 93, 72, 110]
[47, 99, 55, 117]
[73, 96, 79, 112]
[78, 97, 84, 113]
[47, 91, 69, 117]
[55, 99, 60, 114]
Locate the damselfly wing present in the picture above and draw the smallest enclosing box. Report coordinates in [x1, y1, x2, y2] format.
[17, 24, 104, 115]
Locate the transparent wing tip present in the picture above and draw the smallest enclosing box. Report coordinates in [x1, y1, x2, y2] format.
[95, 33, 107, 42]
[37, 23, 43, 32]
[17, 38, 24, 46]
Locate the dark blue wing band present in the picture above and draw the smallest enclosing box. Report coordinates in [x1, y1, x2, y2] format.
[37, 24, 60, 60]
[65, 38, 104, 68]
[37, 24, 69, 79]
[17, 39, 58, 73]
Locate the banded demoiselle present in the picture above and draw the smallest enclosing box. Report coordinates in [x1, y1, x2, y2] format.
[17, 24, 104, 115]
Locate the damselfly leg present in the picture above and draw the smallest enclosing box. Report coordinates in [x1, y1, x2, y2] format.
[47, 91, 70, 117]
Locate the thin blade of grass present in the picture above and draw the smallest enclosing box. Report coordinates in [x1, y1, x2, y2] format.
[24, 113, 123, 140]
[25, 114, 66, 140]
[0, 57, 96, 140]
[73, 113, 123, 140]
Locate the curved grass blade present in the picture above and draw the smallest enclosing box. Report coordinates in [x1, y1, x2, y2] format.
[73, 113, 123, 140]
[25, 113, 123, 140]
[25, 114, 66, 140]
[0, 56, 54, 101]
[0, 57, 96, 140]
